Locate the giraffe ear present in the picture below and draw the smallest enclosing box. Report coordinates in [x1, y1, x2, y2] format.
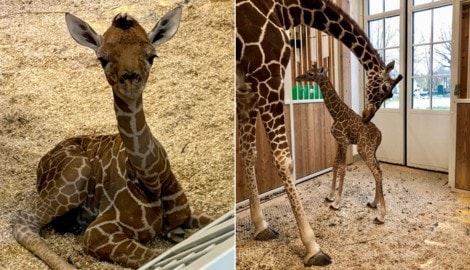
[148, 7, 182, 46]
[392, 74, 403, 88]
[385, 61, 395, 74]
[65, 13, 102, 51]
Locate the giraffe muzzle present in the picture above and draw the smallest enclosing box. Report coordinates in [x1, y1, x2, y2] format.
[362, 104, 376, 123]
[119, 72, 142, 84]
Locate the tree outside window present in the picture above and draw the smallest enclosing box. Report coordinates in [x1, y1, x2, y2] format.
[412, 5, 452, 110]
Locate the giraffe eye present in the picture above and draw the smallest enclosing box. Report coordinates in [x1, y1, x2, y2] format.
[97, 57, 109, 69]
[147, 54, 157, 65]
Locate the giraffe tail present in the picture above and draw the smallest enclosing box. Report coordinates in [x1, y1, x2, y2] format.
[11, 211, 77, 270]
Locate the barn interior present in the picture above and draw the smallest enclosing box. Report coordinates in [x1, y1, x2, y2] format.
[236, 0, 470, 269]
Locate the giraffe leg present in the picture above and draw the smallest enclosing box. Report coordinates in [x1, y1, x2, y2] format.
[12, 146, 91, 270]
[258, 82, 331, 266]
[330, 144, 347, 210]
[325, 165, 337, 202]
[326, 143, 340, 202]
[160, 172, 213, 243]
[239, 126, 278, 241]
[12, 211, 78, 270]
[359, 144, 386, 224]
[83, 214, 160, 268]
[237, 72, 278, 241]
[184, 206, 214, 229]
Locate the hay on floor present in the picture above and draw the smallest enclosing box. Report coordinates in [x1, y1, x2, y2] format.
[237, 160, 470, 269]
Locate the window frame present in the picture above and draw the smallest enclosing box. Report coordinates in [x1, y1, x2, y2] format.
[364, 0, 453, 112]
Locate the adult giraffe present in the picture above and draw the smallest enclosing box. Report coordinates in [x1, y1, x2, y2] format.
[236, 0, 402, 266]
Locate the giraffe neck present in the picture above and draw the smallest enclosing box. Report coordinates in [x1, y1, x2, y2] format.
[113, 92, 169, 191]
[316, 78, 350, 120]
[280, 0, 385, 72]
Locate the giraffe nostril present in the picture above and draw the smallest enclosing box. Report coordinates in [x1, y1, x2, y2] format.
[120, 72, 140, 83]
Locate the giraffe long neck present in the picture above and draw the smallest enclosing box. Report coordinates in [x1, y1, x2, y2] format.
[113, 93, 170, 193]
[280, 0, 385, 72]
[315, 77, 350, 120]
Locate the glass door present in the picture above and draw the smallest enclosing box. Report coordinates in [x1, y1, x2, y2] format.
[365, 0, 452, 171]
[407, 1, 452, 171]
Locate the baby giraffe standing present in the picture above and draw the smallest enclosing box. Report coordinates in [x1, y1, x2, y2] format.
[296, 64, 386, 224]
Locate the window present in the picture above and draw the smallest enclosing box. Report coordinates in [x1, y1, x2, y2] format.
[413, 0, 441, 5]
[368, 0, 400, 15]
[366, 1, 401, 108]
[366, 0, 452, 111]
[368, 16, 401, 108]
[411, 4, 452, 110]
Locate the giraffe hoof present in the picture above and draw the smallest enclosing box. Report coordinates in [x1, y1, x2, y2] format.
[165, 227, 187, 243]
[304, 250, 332, 266]
[325, 196, 335, 202]
[329, 204, 340, 211]
[373, 217, 385, 224]
[254, 227, 279, 241]
[367, 202, 377, 208]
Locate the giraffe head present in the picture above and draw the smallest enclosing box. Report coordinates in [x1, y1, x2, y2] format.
[65, 7, 182, 101]
[295, 64, 328, 83]
[363, 61, 403, 123]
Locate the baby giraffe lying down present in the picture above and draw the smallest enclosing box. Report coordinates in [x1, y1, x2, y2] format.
[296, 64, 386, 224]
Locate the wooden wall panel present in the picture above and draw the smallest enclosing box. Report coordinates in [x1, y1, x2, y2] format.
[460, 4, 469, 99]
[286, 103, 336, 178]
[456, 103, 470, 191]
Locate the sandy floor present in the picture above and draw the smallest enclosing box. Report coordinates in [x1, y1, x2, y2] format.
[236, 160, 470, 269]
[0, 0, 233, 269]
